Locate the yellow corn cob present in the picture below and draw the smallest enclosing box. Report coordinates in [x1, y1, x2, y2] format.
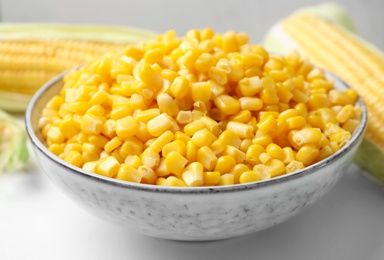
[264, 3, 384, 184]
[0, 23, 157, 111]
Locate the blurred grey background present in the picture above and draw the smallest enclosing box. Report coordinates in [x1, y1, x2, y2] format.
[1, 0, 383, 49]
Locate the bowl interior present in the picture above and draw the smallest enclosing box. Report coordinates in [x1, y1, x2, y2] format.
[25, 69, 368, 193]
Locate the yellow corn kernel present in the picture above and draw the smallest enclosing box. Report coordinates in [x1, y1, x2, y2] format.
[286, 116, 306, 130]
[165, 151, 188, 176]
[141, 147, 160, 168]
[191, 81, 211, 102]
[80, 114, 105, 135]
[156, 177, 167, 186]
[174, 131, 191, 144]
[196, 146, 217, 171]
[260, 78, 279, 105]
[191, 128, 215, 147]
[239, 139, 252, 153]
[257, 114, 276, 133]
[63, 143, 82, 156]
[228, 164, 249, 184]
[328, 90, 352, 105]
[214, 155, 237, 175]
[169, 76, 189, 99]
[282, 147, 295, 165]
[244, 144, 264, 165]
[186, 140, 197, 163]
[213, 94, 240, 115]
[162, 140, 187, 157]
[286, 160, 305, 173]
[147, 113, 174, 137]
[336, 104, 354, 124]
[143, 48, 164, 64]
[264, 159, 286, 178]
[138, 63, 163, 90]
[294, 103, 308, 117]
[253, 164, 271, 180]
[296, 144, 320, 166]
[115, 116, 138, 140]
[199, 116, 219, 137]
[266, 143, 284, 161]
[82, 142, 102, 155]
[307, 114, 325, 130]
[226, 121, 254, 139]
[157, 93, 179, 117]
[291, 128, 323, 147]
[330, 131, 351, 147]
[110, 105, 131, 120]
[46, 125, 66, 144]
[119, 137, 143, 157]
[59, 117, 79, 139]
[222, 145, 245, 164]
[238, 76, 262, 97]
[342, 119, 360, 134]
[97, 156, 120, 177]
[82, 161, 99, 173]
[218, 130, 241, 149]
[229, 110, 251, 123]
[82, 151, 98, 163]
[252, 134, 273, 148]
[323, 122, 345, 136]
[210, 139, 226, 155]
[203, 171, 221, 185]
[291, 88, 308, 104]
[308, 93, 331, 110]
[101, 119, 116, 138]
[88, 134, 109, 148]
[194, 53, 214, 72]
[315, 146, 334, 163]
[48, 143, 65, 156]
[124, 155, 142, 168]
[183, 119, 206, 136]
[163, 176, 187, 187]
[175, 110, 192, 125]
[259, 152, 273, 164]
[139, 165, 158, 184]
[182, 162, 204, 186]
[148, 130, 174, 153]
[130, 94, 148, 110]
[63, 150, 83, 168]
[238, 97, 263, 111]
[275, 83, 293, 103]
[239, 170, 263, 184]
[317, 108, 337, 124]
[155, 157, 171, 177]
[103, 136, 122, 153]
[218, 173, 235, 186]
[117, 164, 143, 183]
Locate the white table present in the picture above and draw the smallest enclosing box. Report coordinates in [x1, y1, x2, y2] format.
[1, 150, 384, 260]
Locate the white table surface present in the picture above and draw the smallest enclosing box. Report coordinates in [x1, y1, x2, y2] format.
[1, 149, 384, 260]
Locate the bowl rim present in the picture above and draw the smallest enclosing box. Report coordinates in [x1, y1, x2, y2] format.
[25, 68, 368, 194]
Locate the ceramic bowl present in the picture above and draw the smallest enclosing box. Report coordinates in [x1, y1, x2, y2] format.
[25, 70, 367, 241]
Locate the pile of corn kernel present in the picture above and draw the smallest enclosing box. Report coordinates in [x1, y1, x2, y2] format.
[39, 29, 361, 187]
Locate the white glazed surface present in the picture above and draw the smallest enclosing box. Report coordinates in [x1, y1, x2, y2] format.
[26, 71, 367, 241]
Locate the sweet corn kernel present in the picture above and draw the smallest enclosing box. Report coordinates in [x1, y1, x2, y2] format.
[286, 160, 305, 173]
[214, 155, 237, 175]
[239, 170, 263, 184]
[147, 113, 174, 137]
[218, 173, 235, 186]
[213, 94, 240, 115]
[196, 146, 217, 171]
[264, 159, 286, 178]
[115, 116, 138, 139]
[296, 144, 320, 166]
[191, 128, 215, 147]
[124, 155, 142, 168]
[182, 162, 204, 186]
[266, 143, 284, 161]
[97, 156, 120, 177]
[164, 176, 187, 187]
[203, 171, 221, 185]
[141, 147, 160, 168]
[139, 165, 157, 184]
[162, 140, 187, 157]
[165, 151, 188, 176]
[117, 164, 143, 183]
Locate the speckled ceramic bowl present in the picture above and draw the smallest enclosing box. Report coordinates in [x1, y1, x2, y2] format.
[25, 70, 367, 241]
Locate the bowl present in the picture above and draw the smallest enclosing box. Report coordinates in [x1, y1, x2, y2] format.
[25, 70, 367, 241]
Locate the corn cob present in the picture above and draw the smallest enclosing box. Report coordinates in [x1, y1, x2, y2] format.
[264, 3, 384, 184]
[0, 24, 157, 111]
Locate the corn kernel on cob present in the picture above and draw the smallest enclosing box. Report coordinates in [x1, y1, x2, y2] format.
[264, 3, 384, 184]
[0, 23, 157, 111]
